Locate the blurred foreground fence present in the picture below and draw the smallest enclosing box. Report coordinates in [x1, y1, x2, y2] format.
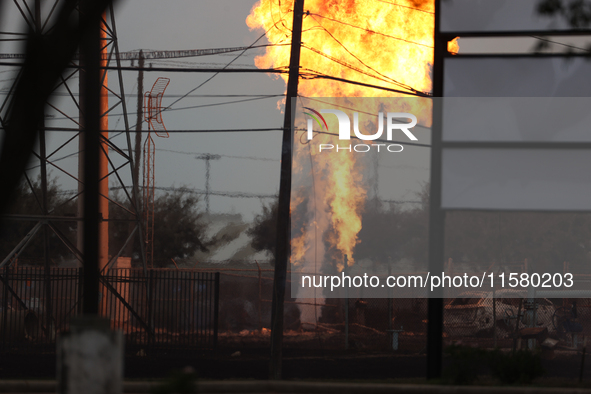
[210, 265, 591, 353]
[0, 267, 219, 355]
[3, 264, 591, 355]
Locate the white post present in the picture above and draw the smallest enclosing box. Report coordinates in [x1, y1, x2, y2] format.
[58, 317, 123, 394]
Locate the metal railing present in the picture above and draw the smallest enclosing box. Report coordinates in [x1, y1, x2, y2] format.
[0, 267, 219, 355]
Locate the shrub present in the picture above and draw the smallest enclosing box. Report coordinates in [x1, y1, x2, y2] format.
[488, 349, 545, 384]
[443, 344, 487, 384]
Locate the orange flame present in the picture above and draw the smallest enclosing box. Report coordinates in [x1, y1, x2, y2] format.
[247, 1, 435, 278]
[448, 37, 460, 55]
[247, 0, 435, 97]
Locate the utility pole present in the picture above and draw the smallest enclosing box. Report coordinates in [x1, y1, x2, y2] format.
[427, 0, 445, 380]
[194, 153, 221, 215]
[127, 50, 144, 258]
[269, 0, 305, 380]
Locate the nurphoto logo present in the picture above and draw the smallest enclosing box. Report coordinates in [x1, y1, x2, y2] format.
[303, 107, 418, 153]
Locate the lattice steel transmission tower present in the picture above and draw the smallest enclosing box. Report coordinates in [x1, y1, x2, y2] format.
[0, 1, 147, 290]
[143, 77, 170, 268]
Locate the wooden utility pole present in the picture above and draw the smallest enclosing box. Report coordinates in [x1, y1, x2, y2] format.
[126, 50, 144, 258]
[269, 0, 305, 380]
[427, 0, 445, 379]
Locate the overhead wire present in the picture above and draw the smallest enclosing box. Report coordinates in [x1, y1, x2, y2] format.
[155, 95, 284, 113]
[106, 17, 291, 135]
[156, 148, 279, 162]
[301, 44, 403, 86]
[530, 35, 591, 52]
[160, 31, 281, 115]
[309, 12, 434, 50]
[38, 94, 283, 121]
[302, 71, 431, 97]
[104, 18, 292, 139]
[300, 96, 432, 130]
[23, 131, 284, 170]
[56, 185, 279, 199]
[372, 0, 434, 14]
[269, 0, 293, 37]
[306, 13, 425, 94]
[7, 5, 433, 220]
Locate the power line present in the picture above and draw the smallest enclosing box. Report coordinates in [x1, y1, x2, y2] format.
[0, 44, 290, 60]
[304, 71, 431, 97]
[161, 95, 284, 113]
[306, 14, 424, 94]
[382, 199, 423, 204]
[62, 186, 278, 199]
[156, 148, 279, 162]
[24, 127, 285, 133]
[301, 128, 430, 148]
[1, 91, 281, 99]
[0, 62, 290, 73]
[309, 13, 434, 49]
[39, 95, 284, 122]
[148, 60, 258, 69]
[372, 0, 434, 14]
[300, 96, 432, 130]
[531, 35, 591, 52]
[141, 15, 292, 132]
[162, 31, 281, 115]
[302, 44, 406, 89]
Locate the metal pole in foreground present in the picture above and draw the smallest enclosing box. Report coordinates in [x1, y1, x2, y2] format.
[269, 0, 305, 380]
[427, 0, 445, 380]
[81, 0, 101, 316]
[58, 4, 123, 394]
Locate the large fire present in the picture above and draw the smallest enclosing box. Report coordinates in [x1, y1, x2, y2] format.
[247, 0, 435, 96]
[247, 0, 444, 324]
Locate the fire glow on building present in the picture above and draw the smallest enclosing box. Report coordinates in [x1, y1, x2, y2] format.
[247, 0, 458, 323]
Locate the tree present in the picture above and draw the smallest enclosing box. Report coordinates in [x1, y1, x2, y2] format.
[355, 196, 429, 266]
[247, 201, 278, 260]
[109, 188, 209, 267]
[538, 0, 591, 29]
[0, 177, 77, 264]
[247, 183, 591, 274]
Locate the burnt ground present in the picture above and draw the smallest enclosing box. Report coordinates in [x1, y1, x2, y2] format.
[0, 333, 590, 383]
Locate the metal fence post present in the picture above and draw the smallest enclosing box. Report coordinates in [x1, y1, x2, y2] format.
[493, 285, 497, 348]
[77, 267, 84, 316]
[2, 267, 7, 352]
[256, 261, 262, 331]
[388, 261, 392, 332]
[213, 272, 219, 351]
[147, 269, 154, 350]
[344, 254, 349, 350]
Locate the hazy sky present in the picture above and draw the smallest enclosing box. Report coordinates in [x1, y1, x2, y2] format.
[2, 0, 589, 222]
[1, 0, 435, 221]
